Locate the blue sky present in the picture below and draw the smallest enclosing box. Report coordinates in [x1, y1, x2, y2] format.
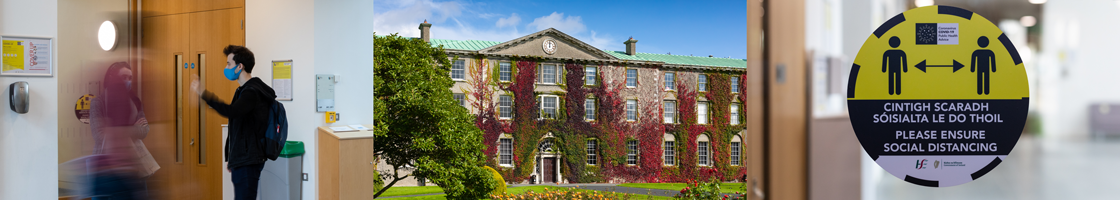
[374, 0, 746, 59]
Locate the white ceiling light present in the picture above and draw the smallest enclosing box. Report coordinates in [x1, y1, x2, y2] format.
[915, 0, 935, 7]
[1029, 0, 1046, 4]
[1020, 16, 1037, 27]
[98, 21, 117, 51]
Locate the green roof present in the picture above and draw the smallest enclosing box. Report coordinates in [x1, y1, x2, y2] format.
[429, 39, 502, 51]
[429, 38, 746, 69]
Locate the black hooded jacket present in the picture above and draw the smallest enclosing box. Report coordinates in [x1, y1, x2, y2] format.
[201, 77, 276, 170]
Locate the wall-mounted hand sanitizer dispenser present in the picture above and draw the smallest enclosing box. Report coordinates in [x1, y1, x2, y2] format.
[10, 81, 29, 114]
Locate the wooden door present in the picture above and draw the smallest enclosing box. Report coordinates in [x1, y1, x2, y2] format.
[141, 13, 197, 200]
[543, 158, 556, 183]
[190, 8, 244, 199]
[765, 0, 808, 200]
[140, 4, 243, 200]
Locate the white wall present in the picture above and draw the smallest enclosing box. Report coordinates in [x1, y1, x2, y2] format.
[246, 0, 372, 199]
[1037, 0, 1120, 137]
[0, 0, 60, 199]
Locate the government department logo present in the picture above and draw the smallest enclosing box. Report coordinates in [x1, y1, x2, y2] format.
[915, 159, 928, 169]
[934, 160, 941, 169]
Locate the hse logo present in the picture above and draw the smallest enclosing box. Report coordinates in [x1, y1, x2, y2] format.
[915, 159, 928, 169]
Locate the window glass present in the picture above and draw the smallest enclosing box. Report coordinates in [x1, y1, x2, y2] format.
[585, 66, 597, 86]
[730, 103, 740, 125]
[698, 74, 708, 92]
[626, 100, 637, 121]
[499, 95, 513, 119]
[698, 141, 709, 166]
[626, 140, 638, 165]
[451, 60, 465, 80]
[500, 138, 513, 166]
[664, 101, 676, 123]
[731, 77, 740, 93]
[664, 141, 675, 166]
[586, 140, 597, 165]
[665, 72, 675, 90]
[499, 62, 511, 82]
[540, 96, 557, 119]
[731, 142, 741, 166]
[453, 93, 465, 107]
[585, 98, 596, 121]
[698, 102, 708, 124]
[541, 64, 556, 84]
[626, 69, 638, 87]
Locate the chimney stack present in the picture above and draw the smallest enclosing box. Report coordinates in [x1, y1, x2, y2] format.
[624, 37, 638, 55]
[419, 20, 432, 43]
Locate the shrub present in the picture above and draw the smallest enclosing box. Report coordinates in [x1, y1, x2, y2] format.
[490, 186, 633, 200]
[674, 179, 747, 200]
[485, 166, 506, 195]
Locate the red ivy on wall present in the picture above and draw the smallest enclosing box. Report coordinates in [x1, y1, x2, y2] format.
[465, 57, 748, 183]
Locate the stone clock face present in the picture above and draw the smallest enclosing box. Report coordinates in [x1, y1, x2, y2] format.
[543, 39, 557, 54]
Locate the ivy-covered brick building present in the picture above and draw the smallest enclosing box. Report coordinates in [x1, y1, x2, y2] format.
[419, 21, 748, 184]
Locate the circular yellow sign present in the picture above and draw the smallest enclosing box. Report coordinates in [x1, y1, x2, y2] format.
[75, 94, 95, 124]
[847, 5, 1028, 187]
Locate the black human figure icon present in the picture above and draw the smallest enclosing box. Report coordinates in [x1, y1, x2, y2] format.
[971, 36, 996, 95]
[882, 36, 907, 95]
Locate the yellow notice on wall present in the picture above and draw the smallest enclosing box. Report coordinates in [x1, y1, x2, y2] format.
[2, 40, 24, 71]
[272, 60, 293, 100]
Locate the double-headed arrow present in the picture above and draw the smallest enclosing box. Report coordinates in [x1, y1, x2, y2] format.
[914, 60, 964, 72]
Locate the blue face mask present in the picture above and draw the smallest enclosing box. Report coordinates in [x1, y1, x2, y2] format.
[224, 66, 242, 81]
[124, 81, 132, 90]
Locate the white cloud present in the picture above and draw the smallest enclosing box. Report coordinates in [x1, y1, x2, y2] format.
[495, 13, 521, 28]
[373, 0, 462, 37]
[375, 2, 625, 52]
[526, 12, 586, 34]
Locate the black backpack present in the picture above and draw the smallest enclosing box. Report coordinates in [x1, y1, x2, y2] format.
[262, 100, 289, 160]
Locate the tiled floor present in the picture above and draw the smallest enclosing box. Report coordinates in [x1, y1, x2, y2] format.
[870, 135, 1120, 200]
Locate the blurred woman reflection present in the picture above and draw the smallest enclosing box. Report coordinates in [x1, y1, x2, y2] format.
[89, 62, 158, 200]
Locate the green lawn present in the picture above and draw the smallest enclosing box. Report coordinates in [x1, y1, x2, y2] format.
[377, 186, 445, 197]
[378, 185, 673, 200]
[618, 182, 748, 194]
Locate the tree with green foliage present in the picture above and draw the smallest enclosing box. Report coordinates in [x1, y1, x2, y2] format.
[373, 33, 497, 199]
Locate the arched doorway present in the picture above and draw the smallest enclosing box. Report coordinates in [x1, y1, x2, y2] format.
[534, 133, 562, 184]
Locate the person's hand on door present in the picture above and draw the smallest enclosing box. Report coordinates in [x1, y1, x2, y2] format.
[190, 74, 202, 97]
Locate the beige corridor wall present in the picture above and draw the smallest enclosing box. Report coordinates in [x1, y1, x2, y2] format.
[0, 0, 60, 199]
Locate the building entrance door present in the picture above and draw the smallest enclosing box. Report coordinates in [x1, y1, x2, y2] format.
[542, 157, 556, 183]
[140, 1, 244, 199]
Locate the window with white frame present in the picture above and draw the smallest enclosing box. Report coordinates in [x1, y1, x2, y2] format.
[664, 72, 675, 90]
[663, 134, 675, 166]
[586, 139, 597, 165]
[730, 103, 740, 125]
[731, 136, 742, 166]
[499, 62, 512, 82]
[499, 95, 513, 119]
[698, 134, 710, 166]
[539, 95, 558, 119]
[585, 66, 597, 86]
[698, 102, 709, 124]
[626, 99, 637, 121]
[539, 64, 557, 84]
[664, 100, 676, 123]
[698, 141, 710, 166]
[626, 69, 638, 87]
[585, 98, 596, 121]
[451, 59, 465, 80]
[731, 77, 740, 93]
[453, 93, 465, 107]
[698, 74, 708, 92]
[626, 140, 638, 165]
[499, 138, 513, 166]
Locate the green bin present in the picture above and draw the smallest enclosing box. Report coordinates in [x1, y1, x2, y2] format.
[260, 141, 306, 200]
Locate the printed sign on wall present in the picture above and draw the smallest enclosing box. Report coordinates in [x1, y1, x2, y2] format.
[1, 36, 53, 76]
[847, 5, 1028, 187]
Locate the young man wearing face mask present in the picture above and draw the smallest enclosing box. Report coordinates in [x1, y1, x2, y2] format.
[190, 45, 276, 200]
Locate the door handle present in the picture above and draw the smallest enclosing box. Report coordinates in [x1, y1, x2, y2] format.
[751, 178, 765, 199]
[190, 138, 195, 146]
